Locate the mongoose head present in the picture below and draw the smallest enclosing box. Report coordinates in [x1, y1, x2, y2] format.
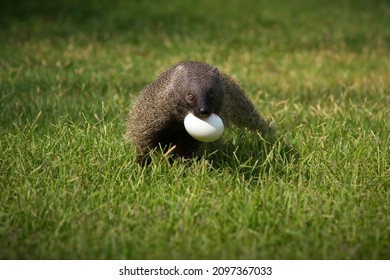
[172, 62, 224, 119]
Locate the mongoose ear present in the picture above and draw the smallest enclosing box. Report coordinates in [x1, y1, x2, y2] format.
[172, 64, 187, 80]
[211, 66, 220, 75]
[175, 64, 186, 73]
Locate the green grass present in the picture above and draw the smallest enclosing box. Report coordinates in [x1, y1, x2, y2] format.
[0, 0, 389, 259]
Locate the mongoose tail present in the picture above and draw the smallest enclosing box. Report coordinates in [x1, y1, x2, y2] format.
[221, 73, 272, 135]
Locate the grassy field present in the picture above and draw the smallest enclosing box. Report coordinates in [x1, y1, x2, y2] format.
[0, 0, 389, 259]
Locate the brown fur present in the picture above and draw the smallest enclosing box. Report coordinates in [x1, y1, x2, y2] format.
[126, 61, 272, 164]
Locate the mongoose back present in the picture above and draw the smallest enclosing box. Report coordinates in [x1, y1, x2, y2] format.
[126, 61, 272, 164]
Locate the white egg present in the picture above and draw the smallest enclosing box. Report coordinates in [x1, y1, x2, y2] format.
[184, 113, 224, 142]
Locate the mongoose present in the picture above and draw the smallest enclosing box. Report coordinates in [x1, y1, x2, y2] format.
[126, 61, 272, 164]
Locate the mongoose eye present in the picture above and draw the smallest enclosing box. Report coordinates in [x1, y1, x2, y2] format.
[209, 93, 214, 99]
[187, 93, 194, 101]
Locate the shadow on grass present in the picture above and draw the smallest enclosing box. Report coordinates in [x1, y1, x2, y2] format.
[134, 128, 300, 183]
[207, 130, 300, 181]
